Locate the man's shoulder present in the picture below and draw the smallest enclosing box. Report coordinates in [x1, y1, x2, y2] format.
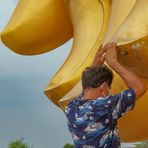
[65, 95, 82, 113]
[65, 96, 109, 114]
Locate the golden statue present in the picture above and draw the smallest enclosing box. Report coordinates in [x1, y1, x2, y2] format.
[1, 0, 148, 142]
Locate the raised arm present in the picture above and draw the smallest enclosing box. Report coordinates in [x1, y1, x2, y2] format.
[105, 43, 146, 100]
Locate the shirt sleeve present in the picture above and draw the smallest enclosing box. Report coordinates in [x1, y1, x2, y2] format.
[107, 88, 136, 119]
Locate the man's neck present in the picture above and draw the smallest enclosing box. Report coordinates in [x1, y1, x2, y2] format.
[82, 88, 102, 100]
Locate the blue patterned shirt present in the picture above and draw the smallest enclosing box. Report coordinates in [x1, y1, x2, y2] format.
[65, 88, 136, 148]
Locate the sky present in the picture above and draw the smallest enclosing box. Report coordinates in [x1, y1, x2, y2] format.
[0, 0, 73, 148]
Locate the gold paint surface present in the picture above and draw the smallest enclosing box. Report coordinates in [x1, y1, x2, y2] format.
[44, 0, 111, 106]
[1, 0, 72, 55]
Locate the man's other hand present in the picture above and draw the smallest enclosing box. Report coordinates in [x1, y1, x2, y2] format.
[105, 42, 118, 66]
[92, 44, 108, 67]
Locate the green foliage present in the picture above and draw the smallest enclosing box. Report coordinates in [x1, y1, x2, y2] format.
[63, 143, 74, 148]
[135, 141, 148, 148]
[8, 138, 30, 148]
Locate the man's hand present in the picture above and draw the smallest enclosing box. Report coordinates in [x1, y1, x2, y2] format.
[105, 42, 118, 66]
[92, 44, 108, 67]
[105, 42, 146, 100]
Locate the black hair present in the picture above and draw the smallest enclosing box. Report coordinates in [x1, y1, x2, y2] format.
[82, 64, 113, 89]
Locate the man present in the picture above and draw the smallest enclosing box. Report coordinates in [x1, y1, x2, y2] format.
[65, 43, 146, 148]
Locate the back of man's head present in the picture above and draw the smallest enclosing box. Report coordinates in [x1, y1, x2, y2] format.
[82, 64, 113, 90]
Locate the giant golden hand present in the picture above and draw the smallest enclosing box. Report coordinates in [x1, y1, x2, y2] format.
[1, 0, 148, 142]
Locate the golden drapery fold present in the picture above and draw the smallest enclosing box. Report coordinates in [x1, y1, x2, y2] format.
[1, 0, 148, 142]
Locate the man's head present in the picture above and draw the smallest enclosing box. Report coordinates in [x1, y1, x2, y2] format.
[82, 64, 113, 97]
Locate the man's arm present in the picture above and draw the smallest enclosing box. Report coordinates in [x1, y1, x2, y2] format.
[105, 43, 146, 100]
